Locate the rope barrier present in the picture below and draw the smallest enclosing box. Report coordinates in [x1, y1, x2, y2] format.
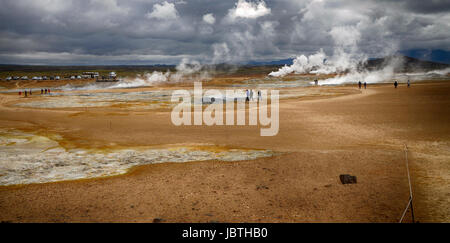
[399, 144, 415, 223]
[399, 197, 412, 223]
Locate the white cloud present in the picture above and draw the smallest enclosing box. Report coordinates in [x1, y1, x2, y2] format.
[212, 42, 231, 64]
[227, 0, 271, 20]
[329, 26, 361, 48]
[147, 1, 179, 20]
[203, 13, 216, 24]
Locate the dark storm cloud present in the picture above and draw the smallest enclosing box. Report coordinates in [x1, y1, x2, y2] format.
[381, 0, 450, 14]
[0, 0, 448, 65]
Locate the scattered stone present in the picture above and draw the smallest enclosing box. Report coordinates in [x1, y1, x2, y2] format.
[339, 174, 357, 184]
[153, 218, 163, 223]
[256, 185, 269, 190]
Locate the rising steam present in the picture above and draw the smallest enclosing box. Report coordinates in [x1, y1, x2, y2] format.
[111, 58, 209, 88]
[268, 25, 402, 85]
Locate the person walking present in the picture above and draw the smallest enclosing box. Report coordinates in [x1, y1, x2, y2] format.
[358, 81, 362, 89]
[394, 81, 398, 88]
[407, 80, 410, 88]
[364, 82, 367, 89]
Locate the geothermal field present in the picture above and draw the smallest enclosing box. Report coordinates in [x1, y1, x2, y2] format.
[0, 0, 449, 227]
[0, 59, 449, 223]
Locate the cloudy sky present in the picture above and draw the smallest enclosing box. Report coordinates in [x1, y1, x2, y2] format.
[0, 0, 449, 65]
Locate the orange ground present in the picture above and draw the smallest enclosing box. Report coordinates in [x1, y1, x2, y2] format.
[0, 79, 449, 222]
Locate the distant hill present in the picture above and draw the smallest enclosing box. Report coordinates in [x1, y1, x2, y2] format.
[246, 58, 294, 66]
[363, 55, 450, 72]
[1, 55, 448, 74]
[400, 49, 450, 65]
[248, 55, 449, 73]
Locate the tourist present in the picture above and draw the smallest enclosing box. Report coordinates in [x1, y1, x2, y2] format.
[394, 81, 398, 88]
[407, 80, 410, 88]
[364, 82, 367, 89]
[358, 81, 362, 89]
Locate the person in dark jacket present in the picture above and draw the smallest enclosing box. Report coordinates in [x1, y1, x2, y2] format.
[394, 81, 398, 88]
[358, 81, 362, 89]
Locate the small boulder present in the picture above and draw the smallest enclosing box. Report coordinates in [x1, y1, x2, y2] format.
[153, 218, 163, 223]
[340, 174, 357, 184]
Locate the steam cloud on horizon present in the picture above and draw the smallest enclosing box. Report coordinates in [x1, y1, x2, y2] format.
[268, 23, 399, 85]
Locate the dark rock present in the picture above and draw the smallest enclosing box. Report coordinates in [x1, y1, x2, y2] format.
[153, 218, 163, 223]
[340, 174, 357, 184]
[256, 185, 269, 190]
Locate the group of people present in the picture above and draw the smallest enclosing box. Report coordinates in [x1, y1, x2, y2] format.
[18, 90, 32, 97]
[18, 88, 51, 97]
[358, 81, 367, 89]
[394, 80, 411, 88]
[245, 89, 262, 102]
[357, 80, 411, 89]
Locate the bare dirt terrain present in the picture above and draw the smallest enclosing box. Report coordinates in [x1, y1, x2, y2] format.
[0, 79, 449, 222]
